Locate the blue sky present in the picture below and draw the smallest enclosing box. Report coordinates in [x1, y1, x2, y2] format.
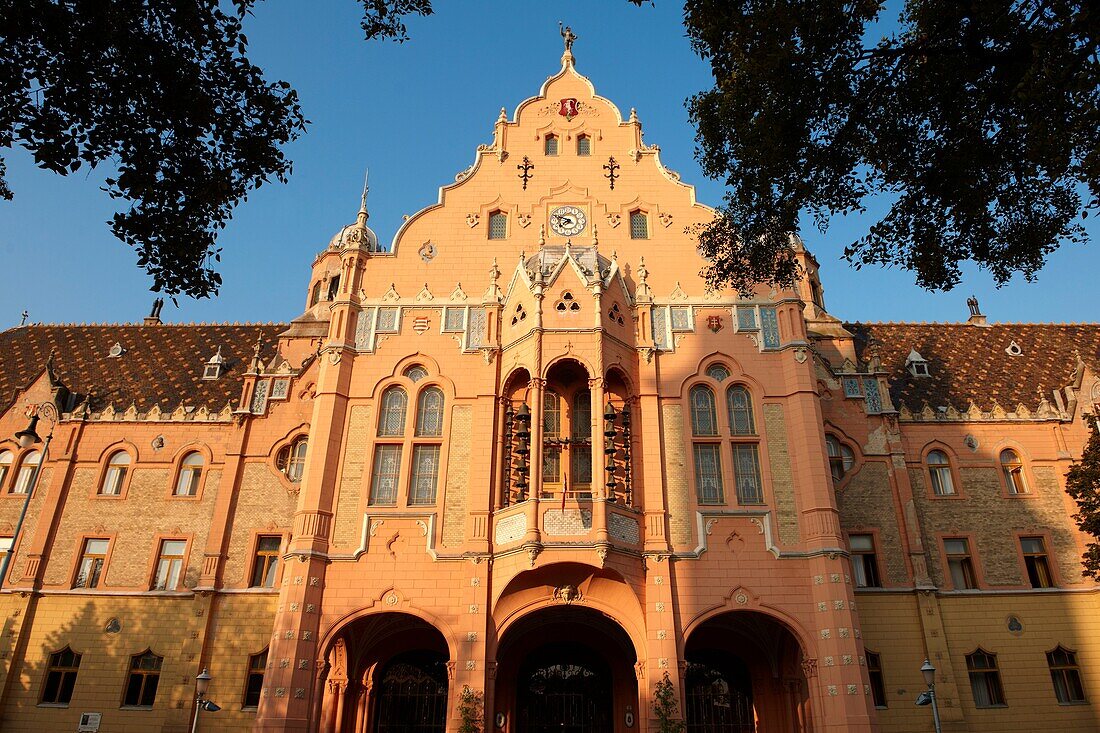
[0, 0, 1095, 328]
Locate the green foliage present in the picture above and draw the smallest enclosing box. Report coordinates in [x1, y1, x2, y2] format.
[1066, 416, 1100, 579]
[653, 671, 686, 733]
[684, 1, 1098, 293]
[0, 0, 308, 298]
[457, 685, 483, 733]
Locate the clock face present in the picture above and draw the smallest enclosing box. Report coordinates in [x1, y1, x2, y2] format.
[549, 206, 587, 237]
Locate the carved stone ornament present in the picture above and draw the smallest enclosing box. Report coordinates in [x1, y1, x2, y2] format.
[553, 584, 582, 604]
[606, 213, 622, 228]
[801, 658, 818, 678]
[466, 213, 480, 228]
[659, 212, 673, 228]
[517, 213, 532, 228]
[418, 242, 437, 263]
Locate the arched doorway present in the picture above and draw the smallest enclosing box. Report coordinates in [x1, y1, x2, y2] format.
[684, 611, 810, 733]
[496, 605, 638, 733]
[317, 613, 451, 733]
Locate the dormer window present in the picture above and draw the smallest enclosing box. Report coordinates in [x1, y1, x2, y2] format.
[544, 134, 558, 156]
[630, 211, 649, 239]
[108, 342, 125, 358]
[202, 346, 225, 380]
[1005, 340, 1023, 357]
[906, 349, 930, 377]
[576, 134, 591, 156]
[488, 211, 507, 240]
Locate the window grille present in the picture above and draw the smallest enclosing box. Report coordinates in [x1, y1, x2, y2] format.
[488, 211, 507, 239]
[690, 386, 718, 436]
[726, 386, 755, 435]
[629, 211, 648, 239]
[733, 444, 763, 504]
[404, 365, 429, 383]
[577, 135, 591, 156]
[705, 364, 730, 383]
[862, 377, 882, 413]
[409, 445, 441, 505]
[760, 307, 780, 348]
[415, 387, 445, 437]
[842, 377, 862, 398]
[467, 308, 487, 348]
[693, 444, 723, 504]
[651, 307, 669, 349]
[378, 387, 408, 437]
[544, 136, 558, 155]
[369, 445, 403, 506]
[736, 306, 757, 330]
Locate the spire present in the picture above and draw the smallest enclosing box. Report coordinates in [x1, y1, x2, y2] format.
[357, 169, 369, 227]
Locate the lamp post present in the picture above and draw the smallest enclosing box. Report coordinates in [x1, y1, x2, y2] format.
[916, 659, 943, 733]
[0, 403, 58, 589]
[191, 668, 218, 733]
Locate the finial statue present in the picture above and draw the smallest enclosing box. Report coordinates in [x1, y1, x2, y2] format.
[19, 310, 28, 326]
[559, 22, 577, 52]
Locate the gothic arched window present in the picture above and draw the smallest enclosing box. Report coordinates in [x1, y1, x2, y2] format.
[416, 387, 445, 437]
[378, 387, 408, 437]
[726, 385, 755, 435]
[690, 386, 718, 437]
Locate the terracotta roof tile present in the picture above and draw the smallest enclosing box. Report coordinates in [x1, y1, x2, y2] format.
[845, 322, 1100, 412]
[0, 324, 287, 413]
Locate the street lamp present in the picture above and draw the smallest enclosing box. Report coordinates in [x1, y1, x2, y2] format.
[191, 668, 220, 733]
[915, 659, 943, 733]
[0, 403, 58, 588]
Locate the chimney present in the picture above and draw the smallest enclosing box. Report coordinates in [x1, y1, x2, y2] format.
[143, 297, 164, 326]
[966, 295, 988, 326]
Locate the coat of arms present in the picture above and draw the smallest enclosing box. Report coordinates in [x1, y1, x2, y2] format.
[412, 316, 430, 335]
[558, 98, 579, 121]
[707, 315, 724, 333]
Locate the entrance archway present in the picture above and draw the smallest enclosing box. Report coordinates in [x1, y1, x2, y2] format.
[684, 611, 811, 733]
[496, 605, 638, 733]
[317, 612, 450, 733]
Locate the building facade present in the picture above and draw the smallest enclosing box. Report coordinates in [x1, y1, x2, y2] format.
[0, 45, 1098, 733]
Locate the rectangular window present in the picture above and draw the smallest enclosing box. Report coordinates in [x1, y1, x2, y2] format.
[966, 651, 1006, 707]
[849, 534, 881, 588]
[670, 306, 693, 332]
[545, 136, 558, 156]
[123, 652, 163, 708]
[630, 212, 649, 239]
[1047, 648, 1086, 704]
[866, 652, 887, 708]
[577, 136, 591, 156]
[41, 648, 81, 705]
[369, 445, 402, 506]
[736, 306, 757, 330]
[944, 538, 977, 589]
[1021, 536, 1054, 588]
[375, 308, 399, 333]
[243, 650, 268, 708]
[74, 538, 109, 588]
[650, 306, 669, 350]
[862, 377, 882, 413]
[409, 445, 441, 505]
[0, 536, 12, 557]
[733, 444, 763, 504]
[488, 212, 507, 239]
[251, 536, 282, 588]
[841, 377, 862, 398]
[443, 307, 466, 332]
[693, 444, 724, 504]
[153, 539, 186, 590]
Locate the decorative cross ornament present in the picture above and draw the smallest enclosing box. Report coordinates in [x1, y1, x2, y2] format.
[707, 315, 723, 333]
[603, 156, 620, 190]
[517, 156, 535, 190]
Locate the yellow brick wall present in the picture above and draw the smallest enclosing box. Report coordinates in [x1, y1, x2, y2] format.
[661, 403, 692, 548]
[223, 463, 296, 587]
[763, 403, 799, 544]
[442, 404, 472, 547]
[837, 462, 909, 585]
[331, 404, 371, 550]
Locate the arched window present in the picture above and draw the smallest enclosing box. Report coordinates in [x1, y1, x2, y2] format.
[576, 134, 591, 156]
[544, 134, 558, 156]
[41, 647, 81, 705]
[310, 281, 322, 306]
[99, 451, 130, 496]
[0, 450, 12, 490]
[542, 391, 562, 487]
[966, 649, 1005, 708]
[690, 386, 718, 437]
[826, 435, 855, 483]
[927, 450, 955, 496]
[404, 365, 429, 383]
[629, 210, 649, 239]
[276, 438, 308, 483]
[1000, 449, 1028, 494]
[12, 450, 41, 494]
[243, 649, 268, 709]
[571, 390, 592, 486]
[415, 387, 445, 437]
[705, 364, 730, 382]
[1047, 646, 1086, 704]
[378, 387, 408, 437]
[123, 651, 163, 707]
[488, 210, 507, 240]
[174, 452, 204, 496]
[726, 386, 755, 435]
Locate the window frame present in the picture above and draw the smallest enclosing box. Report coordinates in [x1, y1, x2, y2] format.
[1046, 646, 1087, 705]
[171, 449, 207, 499]
[369, 375, 451, 508]
[0, 447, 14, 492]
[97, 449, 133, 497]
[242, 648, 269, 709]
[941, 535, 981, 590]
[965, 649, 1007, 708]
[72, 536, 112, 589]
[11, 449, 43, 495]
[924, 447, 960, 498]
[122, 650, 164, 709]
[249, 534, 284, 589]
[825, 434, 856, 485]
[40, 646, 81, 706]
[865, 651, 887, 708]
[999, 448, 1031, 496]
[1018, 534, 1056, 588]
[538, 385, 594, 499]
[275, 435, 309, 485]
[487, 210, 508, 240]
[544, 133, 558, 156]
[150, 537, 190, 591]
[687, 372, 766, 508]
[848, 532, 883, 588]
[629, 210, 649, 240]
[576, 133, 591, 156]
